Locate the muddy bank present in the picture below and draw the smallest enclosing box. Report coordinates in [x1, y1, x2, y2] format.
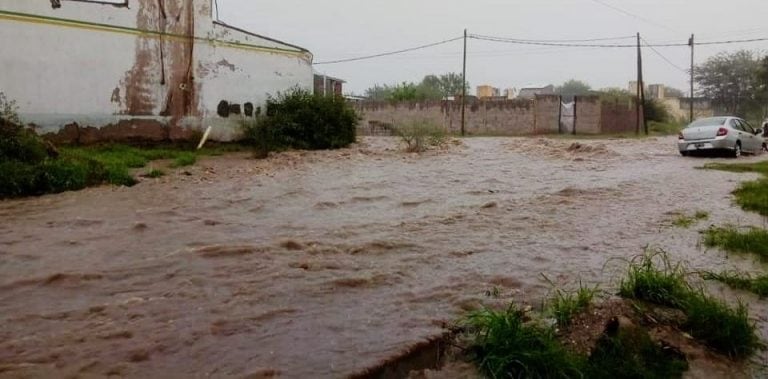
[1, 137, 767, 378]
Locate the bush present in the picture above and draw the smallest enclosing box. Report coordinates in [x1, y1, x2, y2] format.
[644, 99, 671, 123]
[393, 121, 447, 153]
[251, 88, 358, 151]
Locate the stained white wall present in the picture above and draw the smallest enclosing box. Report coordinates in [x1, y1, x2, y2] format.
[0, 0, 313, 141]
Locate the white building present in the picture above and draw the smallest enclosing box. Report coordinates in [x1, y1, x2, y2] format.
[0, 0, 314, 143]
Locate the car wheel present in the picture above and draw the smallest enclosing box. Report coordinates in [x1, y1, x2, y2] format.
[733, 142, 742, 158]
[763, 143, 767, 152]
[680, 151, 689, 157]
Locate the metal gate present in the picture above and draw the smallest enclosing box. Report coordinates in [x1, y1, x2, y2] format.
[560, 101, 575, 134]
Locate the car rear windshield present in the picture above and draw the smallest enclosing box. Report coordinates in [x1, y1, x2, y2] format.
[687, 117, 728, 128]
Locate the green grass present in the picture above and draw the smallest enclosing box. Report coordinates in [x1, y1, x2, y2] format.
[671, 211, 710, 228]
[618, 250, 759, 358]
[648, 121, 684, 136]
[683, 292, 758, 358]
[546, 282, 598, 327]
[171, 152, 197, 167]
[703, 271, 768, 298]
[465, 304, 688, 379]
[702, 226, 768, 260]
[703, 161, 768, 217]
[144, 168, 166, 178]
[619, 251, 691, 308]
[465, 305, 584, 379]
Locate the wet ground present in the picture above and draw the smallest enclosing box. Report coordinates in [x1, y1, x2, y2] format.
[1, 136, 767, 378]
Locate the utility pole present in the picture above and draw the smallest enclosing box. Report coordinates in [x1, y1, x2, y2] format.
[636, 33, 642, 135]
[689, 34, 695, 123]
[638, 33, 647, 135]
[461, 28, 467, 137]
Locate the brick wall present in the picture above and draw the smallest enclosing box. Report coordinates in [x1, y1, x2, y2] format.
[534, 95, 560, 134]
[575, 96, 601, 134]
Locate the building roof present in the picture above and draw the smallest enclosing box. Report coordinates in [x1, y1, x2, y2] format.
[213, 21, 311, 54]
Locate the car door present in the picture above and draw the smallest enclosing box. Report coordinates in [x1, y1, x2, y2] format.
[739, 120, 760, 153]
[731, 119, 751, 153]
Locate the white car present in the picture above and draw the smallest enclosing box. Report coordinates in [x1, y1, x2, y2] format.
[678, 116, 764, 157]
[763, 119, 768, 152]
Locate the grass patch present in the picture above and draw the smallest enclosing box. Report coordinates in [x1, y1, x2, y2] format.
[545, 281, 598, 328]
[703, 271, 768, 298]
[619, 251, 691, 308]
[465, 305, 584, 378]
[671, 211, 709, 228]
[702, 226, 768, 260]
[618, 250, 759, 358]
[703, 161, 768, 217]
[648, 121, 684, 136]
[465, 305, 689, 378]
[144, 168, 166, 178]
[171, 152, 197, 168]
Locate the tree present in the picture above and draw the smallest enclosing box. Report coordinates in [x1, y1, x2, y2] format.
[694, 50, 763, 117]
[363, 72, 468, 101]
[756, 56, 768, 118]
[556, 79, 592, 99]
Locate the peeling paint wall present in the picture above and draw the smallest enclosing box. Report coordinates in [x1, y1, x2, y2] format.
[0, 0, 313, 143]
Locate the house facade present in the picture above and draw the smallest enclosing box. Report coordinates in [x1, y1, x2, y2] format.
[0, 0, 314, 143]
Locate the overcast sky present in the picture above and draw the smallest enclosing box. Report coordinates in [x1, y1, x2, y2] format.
[219, 0, 768, 95]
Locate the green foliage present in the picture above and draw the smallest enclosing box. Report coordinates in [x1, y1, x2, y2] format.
[254, 88, 358, 150]
[618, 250, 759, 358]
[703, 226, 768, 260]
[619, 250, 691, 308]
[703, 161, 768, 217]
[392, 121, 447, 153]
[683, 292, 758, 358]
[671, 211, 709, 228]
[546, 282, 598, 328]
[556, 79, 592, 99]
[695, 50, 764, 117]
[465, 306, 583, 379]
[364, 73, 468, 101]
[703, 271, 768, 298]
[644, 98, 671, 123]
[466, 304, 689, 379]
[586, 328, 688, 379]
[171, 152, 197, 168]
[0, 92, 21, 125]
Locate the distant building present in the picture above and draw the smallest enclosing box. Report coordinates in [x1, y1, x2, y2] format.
[517, 85, 555, 100]
[647, 84, 665, 100]
[314, 74, 345, 96]
[477, 85, 501, 99]
[503, 88, 518, 99]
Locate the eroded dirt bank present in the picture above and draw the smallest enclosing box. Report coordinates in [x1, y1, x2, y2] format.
[1, 137, 766, 378]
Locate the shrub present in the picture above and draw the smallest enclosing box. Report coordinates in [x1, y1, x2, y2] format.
[258, 88, 358, 150]
[0, 92, 20, 125]
[393, 121, 447, 153]
[241, 117, 278, 159]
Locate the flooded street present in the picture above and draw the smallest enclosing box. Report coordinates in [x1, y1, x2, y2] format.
[1, 136, 767, 378]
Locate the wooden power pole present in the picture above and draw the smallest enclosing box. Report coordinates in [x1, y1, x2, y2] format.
[461, 29, 467, 137]
[689, 34, 695, 123]
[638, 33, 647, 135]
[636, 33, 642, 135]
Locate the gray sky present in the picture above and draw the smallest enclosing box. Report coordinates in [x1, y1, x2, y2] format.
[219, 0, 768, 95]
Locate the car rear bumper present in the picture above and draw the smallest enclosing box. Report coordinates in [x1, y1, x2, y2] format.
[678, 138, 732, 152]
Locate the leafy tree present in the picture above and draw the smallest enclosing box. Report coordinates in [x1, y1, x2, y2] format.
[694, 50, 763, 116]
[363, 72, 468, 101]
[757, 56, 768, 118]
[556, 79, 592, 98]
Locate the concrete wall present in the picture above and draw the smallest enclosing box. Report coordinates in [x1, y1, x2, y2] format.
[356, 95, 641, 136]
[574, 96, 601, 134]
[355, 99, 535, 136]
[533, 95, 560, 134]
[0, 0, 313, 143]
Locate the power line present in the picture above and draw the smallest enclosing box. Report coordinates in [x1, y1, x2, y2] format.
[313, 37, 463, 65]
[469, 33, 636, 43]
[471, 34, 768, 48]
[586, 0, 677, 33]
[641, 37, 687, 73]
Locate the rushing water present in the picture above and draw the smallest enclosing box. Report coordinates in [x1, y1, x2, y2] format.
[1, 137, 766, 378]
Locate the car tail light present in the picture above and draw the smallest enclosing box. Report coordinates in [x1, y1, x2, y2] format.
[678, 132, 684, 140]
[717, 128, 728, 137]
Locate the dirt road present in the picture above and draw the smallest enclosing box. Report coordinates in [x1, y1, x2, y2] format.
[1, 137, 766, 378]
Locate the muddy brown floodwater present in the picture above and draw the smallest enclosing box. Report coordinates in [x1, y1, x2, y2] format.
[1, 137, 768, 378]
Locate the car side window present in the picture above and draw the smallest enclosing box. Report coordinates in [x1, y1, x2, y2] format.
[729, 119, 742, 131]
[742, 120, 756, 134]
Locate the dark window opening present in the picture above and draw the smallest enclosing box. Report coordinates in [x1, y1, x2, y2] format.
[244, 103, 254, 117]
[229, 104, 242, 115]
[217, 100, 230, 118]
